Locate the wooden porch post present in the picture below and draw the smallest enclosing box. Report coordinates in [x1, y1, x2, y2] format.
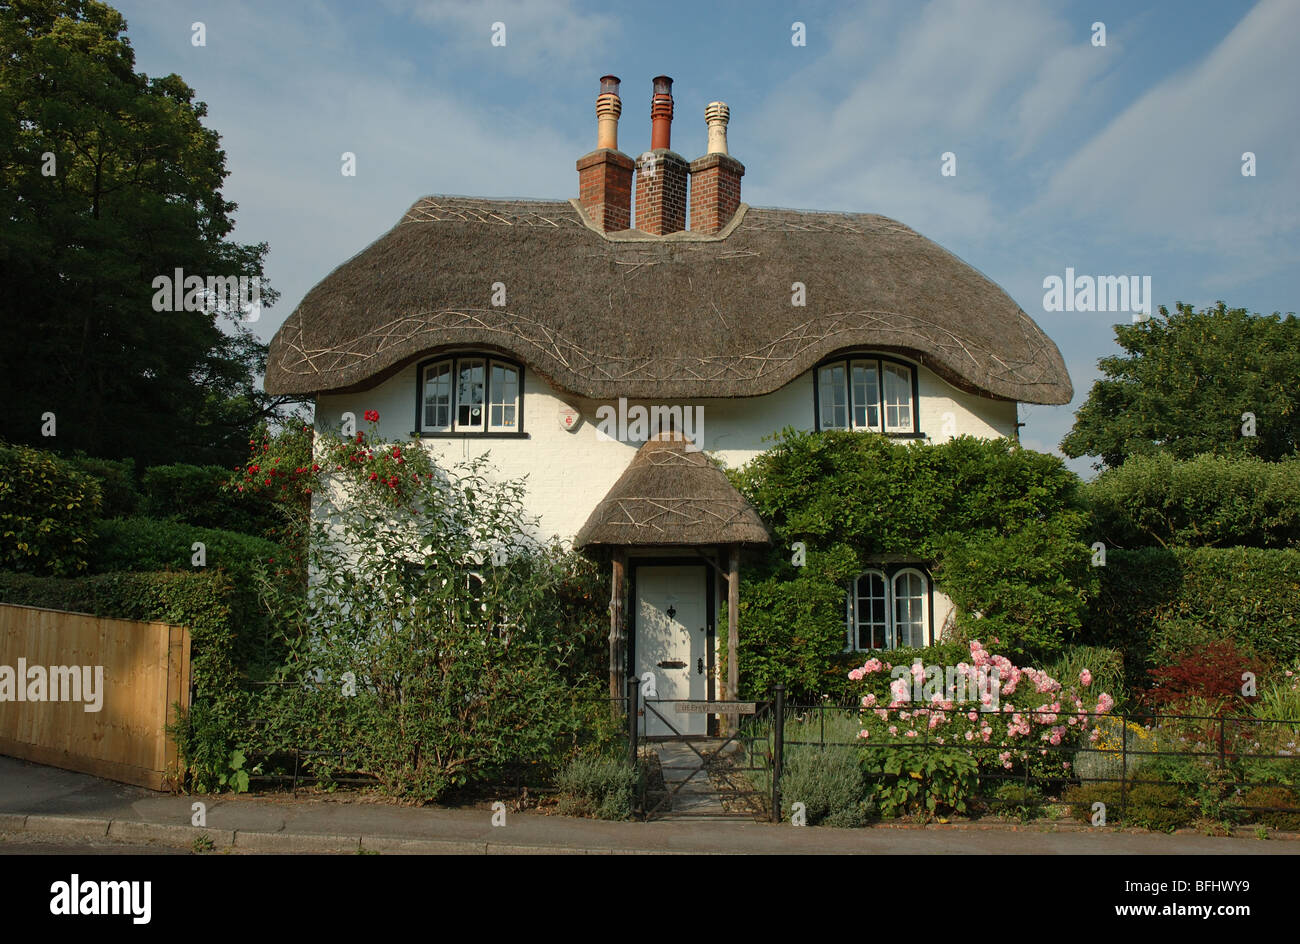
[727, 543, 740, 702]
[609, 550, 626, 702]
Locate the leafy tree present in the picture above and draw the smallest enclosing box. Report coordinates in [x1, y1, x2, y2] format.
[0, 0, 293, 468]
[1062, 302, 1300, 469]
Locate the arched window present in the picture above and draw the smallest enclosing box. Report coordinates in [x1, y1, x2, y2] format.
[816, 355, 917, 435]
[892, 569, 928, 649]
[417, 354, 523, 435]
[847, 566, 932, 651]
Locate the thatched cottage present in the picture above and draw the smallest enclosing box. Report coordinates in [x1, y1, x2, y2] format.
[264, 76, 1071, 732]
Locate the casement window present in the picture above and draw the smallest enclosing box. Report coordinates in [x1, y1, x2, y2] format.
[816, 356, 918, 435]
[417, 354, 523, 436]
[846, 567, 932, 651]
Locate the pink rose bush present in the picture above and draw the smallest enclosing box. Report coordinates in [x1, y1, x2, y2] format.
[848, 640, 1117, 773]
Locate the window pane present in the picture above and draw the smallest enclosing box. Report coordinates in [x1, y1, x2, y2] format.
[457, 359, 485, 429]
[488, 362, 519, 430]
[893, 572, 926, 648]
[819, 365, 848, 430]
[423, 362, 451, 430]
[851, 360, 880, 430]
[883, 363, 913, 432]
[855, 572, 888, 650]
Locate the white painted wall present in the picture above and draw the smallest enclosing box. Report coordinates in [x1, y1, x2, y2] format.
[314, 353, 1019, 544]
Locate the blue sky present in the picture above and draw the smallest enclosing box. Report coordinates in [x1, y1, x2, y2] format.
[111, 0, 1298, 475]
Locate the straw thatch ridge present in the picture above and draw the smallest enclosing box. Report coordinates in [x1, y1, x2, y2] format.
[265, 196, 1072, 404]
[574, 437, 771, 548]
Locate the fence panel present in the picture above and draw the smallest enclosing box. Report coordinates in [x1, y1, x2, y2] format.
[0, 602, 191, 790]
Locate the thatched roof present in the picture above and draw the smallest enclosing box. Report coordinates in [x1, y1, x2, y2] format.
[575, 435, 771, 548]
[265, 196, 1071, 404]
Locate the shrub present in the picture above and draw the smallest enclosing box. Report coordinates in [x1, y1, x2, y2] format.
[556, 753, 636, 821]
[64, 454, 140, 518]
[1046, 646, 1127, 708]
[1242, 786, 1300, 831]
[1086, 453, 1300, 549]
[1084, 547, 1300, 683]
[246, 439, 610, 801]
[1145, 639, 1268, 713]
[0, 442, 102, 575]
[142, 462, 278, 537]
[1123, 781, 1195, 832]
[847, 639, 1120, 785]
[863, 747, 980, 818]
[987, 782, 1044, 823]
[779, 745, 872, 827]
[89, 516, 283, 577]
[1064, 780, 1194, 831]
[1064, 782, 1121, 823]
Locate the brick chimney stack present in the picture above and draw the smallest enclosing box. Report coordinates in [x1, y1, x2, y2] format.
[576, 75, 634, 232]
[635, 76, 688, 235]
[689, 101, 744, 234]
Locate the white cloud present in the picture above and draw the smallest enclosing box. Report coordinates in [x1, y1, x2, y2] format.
[1036, 0, 1300, 271]
[747, 0, 1113, 240]
[389, 0, 619, 73]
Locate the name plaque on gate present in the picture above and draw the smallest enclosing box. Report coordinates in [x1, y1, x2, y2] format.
[674, 702, 756, 714]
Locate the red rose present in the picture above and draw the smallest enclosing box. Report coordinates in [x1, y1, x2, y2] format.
[369, 472, 378, 480]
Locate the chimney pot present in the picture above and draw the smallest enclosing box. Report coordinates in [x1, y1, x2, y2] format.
[704, 101, 730, 155]
[689, 100, 744, 234]
[650, 75, 674, 151]
[595, 74, 621, 150]
[577, 75, 633, 232]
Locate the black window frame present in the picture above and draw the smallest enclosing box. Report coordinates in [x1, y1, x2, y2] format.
[812, 353, 923, 437]
[413, 353, 529, 439]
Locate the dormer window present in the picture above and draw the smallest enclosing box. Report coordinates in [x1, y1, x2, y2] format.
[417, 354, 524, 436]
[816, 356, 918, 435]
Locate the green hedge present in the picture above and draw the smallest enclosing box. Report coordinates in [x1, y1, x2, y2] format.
[1084, 547, 1300, 683]
[1086, 453, 1300, 549]
[63, 454, 141, 518]
[89, 516, 282, 577]
[141, 462, 279, 538]
[0, 442, 102, 576]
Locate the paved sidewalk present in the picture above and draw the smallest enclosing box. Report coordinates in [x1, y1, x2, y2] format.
[1, 756, 1297, 855]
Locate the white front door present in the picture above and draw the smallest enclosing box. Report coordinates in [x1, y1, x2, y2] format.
[635, 565, 709, 736]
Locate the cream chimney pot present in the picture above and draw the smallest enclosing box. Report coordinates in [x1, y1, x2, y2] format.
[704, 101, 730, 156]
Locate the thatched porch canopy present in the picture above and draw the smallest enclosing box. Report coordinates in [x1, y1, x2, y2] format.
[265, 196, 1072, 405]
[575, 436, 771, 549]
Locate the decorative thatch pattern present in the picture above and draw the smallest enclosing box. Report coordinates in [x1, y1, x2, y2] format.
[266, 196, 1072, 404]
[574, 437, 771, 548]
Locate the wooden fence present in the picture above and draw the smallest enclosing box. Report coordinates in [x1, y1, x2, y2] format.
[0, 602, 191, 790]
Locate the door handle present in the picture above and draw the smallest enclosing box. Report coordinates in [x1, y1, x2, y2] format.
[697, 657, 704, 675]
